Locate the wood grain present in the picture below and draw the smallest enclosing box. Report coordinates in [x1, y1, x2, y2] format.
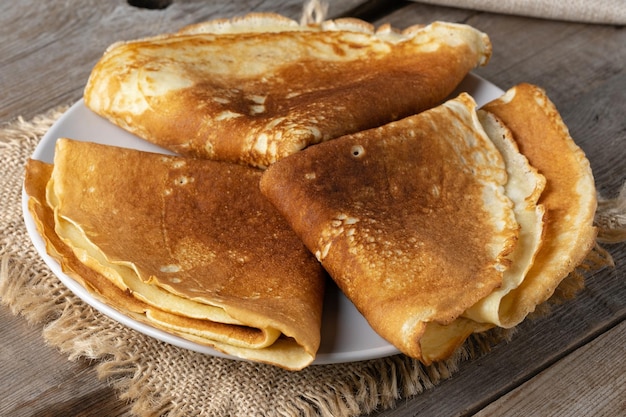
[0, 308, 130, 417]
[474, 321, 626, 417]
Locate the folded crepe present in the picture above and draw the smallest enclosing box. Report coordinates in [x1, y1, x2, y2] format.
[260, 93, 519, 363]
[83, 13, 491, 168]
[473, 83, 597, 326]
[260, 86, 597, 364]
[24, 138, 326, 370]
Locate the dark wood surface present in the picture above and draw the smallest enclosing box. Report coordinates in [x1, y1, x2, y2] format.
[1, 1, 624, 416]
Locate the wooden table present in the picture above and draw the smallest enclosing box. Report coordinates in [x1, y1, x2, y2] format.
[1, 1, 624, 416]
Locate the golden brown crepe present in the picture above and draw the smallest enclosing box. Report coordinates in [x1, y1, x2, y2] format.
[84, 13, 491, 168]
[480, 83, 597, 326]
[260, 93, 519, 363]
[24, 138, 326, 370]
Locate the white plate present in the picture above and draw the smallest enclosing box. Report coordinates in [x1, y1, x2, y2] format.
[22, 73, 503, 365]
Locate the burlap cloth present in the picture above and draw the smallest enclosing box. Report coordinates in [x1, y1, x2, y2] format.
[414, 0, 626, 25]
[0, 107, 621, 416]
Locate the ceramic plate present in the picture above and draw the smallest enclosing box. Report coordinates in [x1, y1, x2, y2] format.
[22, 73, 503, 364]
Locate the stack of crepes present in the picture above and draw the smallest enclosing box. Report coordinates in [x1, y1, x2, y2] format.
[24, 13, 597, 370]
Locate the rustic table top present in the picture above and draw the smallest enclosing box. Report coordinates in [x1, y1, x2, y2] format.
[1, 1, 624, 416]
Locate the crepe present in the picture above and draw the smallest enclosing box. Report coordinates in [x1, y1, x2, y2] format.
[479, 83, 597, 326]
[260, 93, 519, 363]
[462, 109, 547, 326]
[24, 138, 326, 370]
[84, 13, 492, 168]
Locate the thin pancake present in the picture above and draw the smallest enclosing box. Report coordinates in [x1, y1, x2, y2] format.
[25, 139, 326, 370]
[84, 13, 491, 168]
[481, 83, 597, 325]
[260, 93, 518, 363]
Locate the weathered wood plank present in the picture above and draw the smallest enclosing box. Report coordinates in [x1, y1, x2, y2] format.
[0, 308, 130, 417]
[473, 321, 626, 417]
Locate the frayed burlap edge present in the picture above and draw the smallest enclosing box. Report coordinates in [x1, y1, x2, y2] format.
[596, 182, 626, 244]
[0, 106, 620, 417]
